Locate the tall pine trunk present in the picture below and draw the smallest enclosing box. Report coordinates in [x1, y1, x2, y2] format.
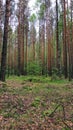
[0, 0, 10, 81]
[63, 0, 68, 78]
[56, 0, 60, 73]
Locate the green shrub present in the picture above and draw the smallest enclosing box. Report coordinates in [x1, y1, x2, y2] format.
[27, 61, 42, 75]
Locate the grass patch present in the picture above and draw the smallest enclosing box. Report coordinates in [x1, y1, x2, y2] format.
[7, 75, 72, 86]
[0, 85, 8, 94]
[42, 109, 53, 117]
[62, 127, 70, 130]
[0, 75, 72, 129]
[31, 97, 41, 108]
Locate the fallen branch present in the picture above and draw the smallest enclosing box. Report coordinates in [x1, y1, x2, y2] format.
[49, 103, 66, 120]
[49, 104, 61, 117]
[62, 120, 71, 130]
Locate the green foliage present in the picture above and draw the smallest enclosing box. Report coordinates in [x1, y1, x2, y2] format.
[36, 0, 41, 3]
[62, 127, 70, 130]
[42, 109, 53, 117]
[52, 67, 59, 75]
[51, 67, 64, 81]
[38, 3, 45, 19]
[3, 112, 19, 119]
[8, 86, 32, 95]
[0, 85, 8, 94]
[29, 13, 36, 23]
[51, 74, 59, 81]
[31, 97, 40, 108]
[51, 68, 60, 81]
[27, 61, 42, 75]
[0, 83, 8, 94]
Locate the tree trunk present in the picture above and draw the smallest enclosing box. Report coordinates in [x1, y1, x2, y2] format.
[0, 0, 10, 81]
[56, 0, 60, 73]
[63, 0, 68, 78]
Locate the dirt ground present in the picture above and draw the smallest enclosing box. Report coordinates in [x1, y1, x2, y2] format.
[0, 77, 73, 130]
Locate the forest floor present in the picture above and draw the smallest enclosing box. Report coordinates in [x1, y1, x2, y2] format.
[0, 76, 73, 130]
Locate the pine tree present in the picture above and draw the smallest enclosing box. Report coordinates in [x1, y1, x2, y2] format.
[0, 0, 11, 81]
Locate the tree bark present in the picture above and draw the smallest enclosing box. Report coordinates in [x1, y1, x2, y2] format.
[0, 0, 10, 81]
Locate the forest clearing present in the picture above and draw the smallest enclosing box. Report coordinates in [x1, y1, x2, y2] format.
[0, 76, 73, 130]
[0, 0, 73, 129]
